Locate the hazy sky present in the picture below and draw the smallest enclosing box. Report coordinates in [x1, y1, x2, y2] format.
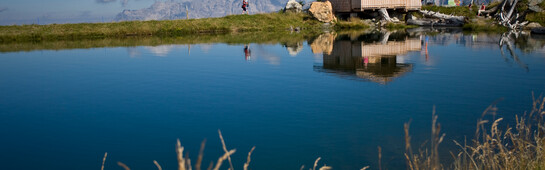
[0, 0, 161, 25]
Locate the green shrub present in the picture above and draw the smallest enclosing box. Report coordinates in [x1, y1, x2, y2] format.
[526, 12, 545, 26]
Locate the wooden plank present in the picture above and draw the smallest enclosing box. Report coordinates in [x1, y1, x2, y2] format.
[351, 0, 421, 10]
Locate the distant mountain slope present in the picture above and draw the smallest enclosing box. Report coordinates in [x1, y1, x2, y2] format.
[115, 0, 289, 21]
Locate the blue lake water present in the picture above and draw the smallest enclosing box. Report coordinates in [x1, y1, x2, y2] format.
[1, 30, 545, 169]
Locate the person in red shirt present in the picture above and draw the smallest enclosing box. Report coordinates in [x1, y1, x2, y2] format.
[242, 0, 249, 14]
[478, 3, 486, 16]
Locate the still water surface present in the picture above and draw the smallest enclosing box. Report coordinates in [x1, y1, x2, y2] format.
[1, 30, 545, 169]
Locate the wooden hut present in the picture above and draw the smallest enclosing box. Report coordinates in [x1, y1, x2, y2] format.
[329, 0, 421, 13]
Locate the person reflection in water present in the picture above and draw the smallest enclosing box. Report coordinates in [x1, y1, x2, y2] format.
[244, 44, 251, 61]
[425, 36, 429, 62]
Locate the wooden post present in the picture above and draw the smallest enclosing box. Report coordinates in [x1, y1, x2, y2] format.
[378, 8, 392, 21]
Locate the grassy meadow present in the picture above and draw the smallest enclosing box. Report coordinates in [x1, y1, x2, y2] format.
[0, 12, 324, 43]
[3, 6, 540, 44]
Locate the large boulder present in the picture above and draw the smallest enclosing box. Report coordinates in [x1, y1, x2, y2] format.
[525, 22, 543, 30]
[284, 0, 303, 13]
[529, 0, 544, 12]
[309, 1, 337, 23]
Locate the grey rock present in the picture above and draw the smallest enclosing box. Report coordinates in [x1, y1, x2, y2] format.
[529, 0, 544, 12]
[284, 0, 302, 13]
[525, 22, 543, 30]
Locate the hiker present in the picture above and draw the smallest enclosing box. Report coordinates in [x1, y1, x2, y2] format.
[242, 0, 249, 14]
[478, 3, 486, 16]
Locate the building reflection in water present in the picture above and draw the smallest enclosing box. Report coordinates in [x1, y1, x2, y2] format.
[312, 31, 421, 84]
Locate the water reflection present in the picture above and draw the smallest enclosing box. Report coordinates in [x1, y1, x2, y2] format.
[244, 44, 251, 61]
[307, 29, 545, 84]
[1, 29, 544, 72]
[415, 28, 545, 70]
[144, 45, 180, 57]
[2, 29, 545, 170]
[312, 31, 420, 84]
[283, 42, 304, 57]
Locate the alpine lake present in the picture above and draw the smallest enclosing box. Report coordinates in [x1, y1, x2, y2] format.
[1, 28, 545, 169]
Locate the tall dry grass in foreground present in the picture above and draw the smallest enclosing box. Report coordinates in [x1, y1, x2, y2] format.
[101, 95, 545, 170]
[405, 94, 545, 170]
[102, 130, 331, 170]
[107, 130, 247, 170]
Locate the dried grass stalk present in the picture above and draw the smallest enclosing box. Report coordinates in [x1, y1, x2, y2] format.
[318, 165, 332, 170]
[117, 162, 130, 170]
[243, 146, 256, 170]
[218, 130, 234, 170]
[176, 139, 186, 170]
[101, 152, 107, 170]
[153, 160, 162, 170]
[213, 149, 236, 170]
[313, 157, 321, 170]
[195, 139, 206, 170]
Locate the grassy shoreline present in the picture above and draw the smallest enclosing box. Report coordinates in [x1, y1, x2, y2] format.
[0, 12, 324, 43]
[2, 8, 539, 44]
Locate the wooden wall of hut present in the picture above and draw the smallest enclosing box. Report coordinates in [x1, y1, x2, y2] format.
[328, 0, 421, 13]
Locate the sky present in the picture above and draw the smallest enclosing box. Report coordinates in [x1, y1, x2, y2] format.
[0, 0, 161, 25]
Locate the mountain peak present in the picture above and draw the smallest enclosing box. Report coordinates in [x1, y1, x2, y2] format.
[114, 0, 289, 21]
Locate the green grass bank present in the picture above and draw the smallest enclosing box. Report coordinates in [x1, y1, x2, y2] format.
[0, 12, 324, 43]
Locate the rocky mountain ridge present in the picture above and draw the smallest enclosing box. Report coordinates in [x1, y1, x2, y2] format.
[115, 0, 289, 21]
